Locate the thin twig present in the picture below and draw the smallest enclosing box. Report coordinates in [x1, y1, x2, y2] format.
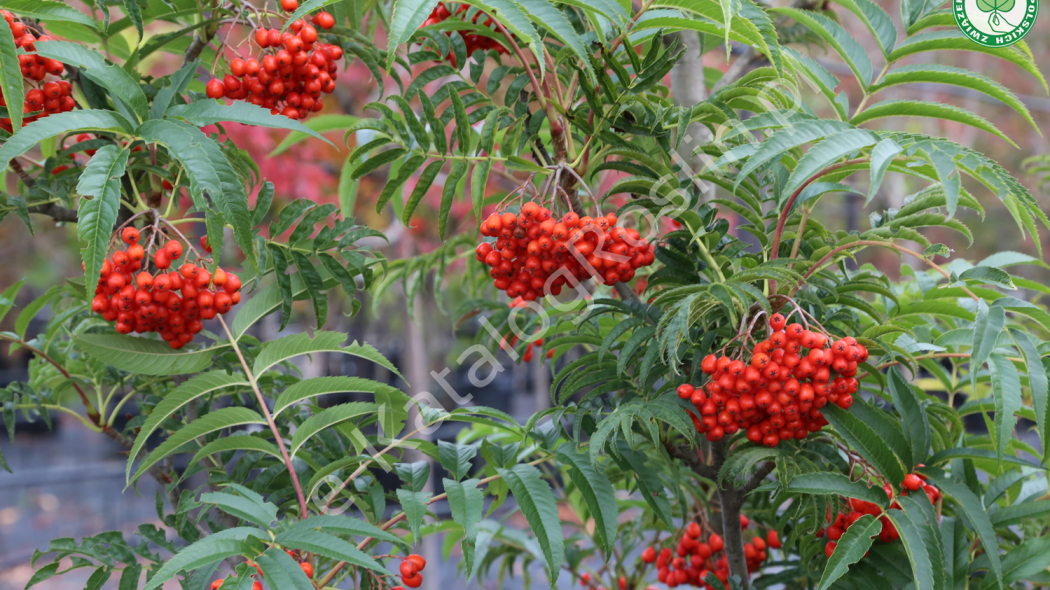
[217, 315, 309, 517]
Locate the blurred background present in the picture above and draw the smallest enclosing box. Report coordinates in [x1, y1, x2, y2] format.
[2, 0, 1050, 587]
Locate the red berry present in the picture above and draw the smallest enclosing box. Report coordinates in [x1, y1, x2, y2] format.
[903, 474, 922, 491]
[121, 227, 141, 246]
[316, 12, 335, 29]
[206, 78, 226, 99]
[166, 241, 184, 259]
[400, 560, 418, 578]
[280, 0, 298, 11]
[300, 562, 313, 578]
[406, 554, 426, 571]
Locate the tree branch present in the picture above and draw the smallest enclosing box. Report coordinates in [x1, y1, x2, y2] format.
[740, 461, 775, 495]
[666, 441, 719, 481]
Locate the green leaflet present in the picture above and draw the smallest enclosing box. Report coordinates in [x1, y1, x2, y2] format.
[818, 514, 881, 590]
[76, 145, 130, 303]
[130, 407, 266, 485]
[867, 137, 903, 203]
[274, 528, 386, 573]
[851, 100, 1016, 147]
[887, 367, 931, 468]
[918, 466, 1002, 589]
[989, 353, 1023, 468]
[0, 110, 133, 170]
[289, 402, 376, 457]
[444, 478, 484, 576]
[770, 7, 872, 89]
[822, 405, 907, 490]
[253, 330, 402, 379]
[783, 129, 877, 198]
[786, 472, 888, 506]
[253, 549, 314, 590]
[166, 101, 332, 146]
[885, 509, 936, 590]
[142, 528, 267, 590]
[75, 333, 227, 376]
[35, 41, 148, 120]
[0, 20, 24, 132]
[126, 371, 248, 480]
[497, 465, 564, 586]
[556, 443, 619, 556]
[199, 491, 277, 528]
[386, 0, 442, 70]
[871, 65, 1036, 130]
[1, 0, 98, 28]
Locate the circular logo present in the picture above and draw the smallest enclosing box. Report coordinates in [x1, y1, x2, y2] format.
[954, 0, 1038, 47]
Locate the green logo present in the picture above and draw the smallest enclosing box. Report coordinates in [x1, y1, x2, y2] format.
[954, 0, 1037, 46]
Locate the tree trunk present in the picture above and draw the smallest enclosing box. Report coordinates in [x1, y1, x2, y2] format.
[718, 486, 750, 589]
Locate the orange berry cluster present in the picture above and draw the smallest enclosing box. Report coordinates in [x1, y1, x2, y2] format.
[89, 227, 242, 348]
[0, 11, 73, 132]
[420, 3, 510, 66]
[205, 7, 340, 120]
[475, 204, 656, 301]
[680, 313, 868, 447]
[392, 554, 427, 589]
[638, 520, 781, 588]
[821, 473, 940, 556]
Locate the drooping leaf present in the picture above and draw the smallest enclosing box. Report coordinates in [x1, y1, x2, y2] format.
[76, 145, 130, 302]
[274, 528, 386, 573]
[167, 101, 332, 146]
[199, 491, 278, 528]
[1, 0, 97, 28]
[386, 0, 442, 70]
[35, 40, 148, 120]
[0, 110, 133, 170]
[917, 467, 1002, 589]
[867, 137, 903, 203]
[970, 299, 1005, 390]
[75, 334, 227, 376]
[0, 19, 24, 132]
[989, 353, 1022, 468]
[396, 488, 431, 542]
[885, 509, 936, 590]
[556, 444, 618, 556]
[887, 367, 931, 468]
[497, 464, 564, 586]
[444, 477, 484, 576]
[822, 405, 907, 489]
[786, 472, 889, 506]
[851, 100, 1016, 147]
[253, 331, 401, 379]
[818, 514, 882, 590]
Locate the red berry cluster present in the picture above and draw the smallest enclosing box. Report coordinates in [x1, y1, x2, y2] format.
[679, 313, 868, 447]
[205, 7, 341, 121]
[475, 203, 656, 301]
[637, 520, 781, 588]
[89, 227, 242, 348]
[420, 3, 510, 66]
[392, 554, 427, 589]
[0, 11, 73, 132]
[821, 472, 940, 556]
